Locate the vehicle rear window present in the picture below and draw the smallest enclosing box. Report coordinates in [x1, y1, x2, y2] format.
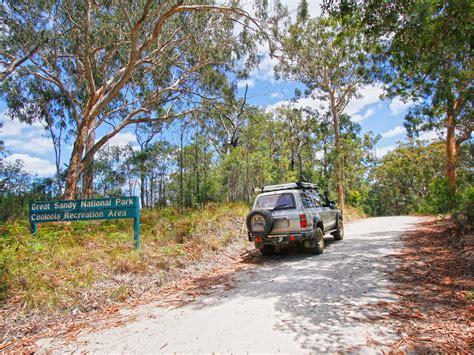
[255, 193, 296, 210]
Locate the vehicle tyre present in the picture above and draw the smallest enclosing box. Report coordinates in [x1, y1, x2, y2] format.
[308, 227, 324, 255]
[246, 209, 274, 236]
[260, 245, 275, 256]
[333, 218, 344, 241]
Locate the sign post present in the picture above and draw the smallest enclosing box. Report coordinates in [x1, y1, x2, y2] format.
[29, 196, 141, 249]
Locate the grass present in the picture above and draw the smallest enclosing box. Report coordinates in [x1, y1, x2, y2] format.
[0, 203, 248, 313]
[342, 205, 367, 221]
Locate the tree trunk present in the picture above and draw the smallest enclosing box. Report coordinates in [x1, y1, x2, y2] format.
[179, 127, 184, 207]
[298, 153, 303, 180]
[64, 124, 88, 199]
[323, 144, 330, 199]
[297, 139, 304, 180]
[330, 91, 345, 209]
[203, 141, 208, 204]
[446, 110, 458, 198]
[194, 136, 200, 205]
[140, 171, 146, 208]
[81, 123, 96, 198]
[150, 174, 155, 208]
[290, 148, 295, 172]
[47, 120, 63, 198]
[55, 163, 62, 198]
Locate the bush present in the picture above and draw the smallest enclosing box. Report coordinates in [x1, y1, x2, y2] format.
[346, 190, 362, 207]
[456, 186, 474, 228]
[426, 177, 453, 214]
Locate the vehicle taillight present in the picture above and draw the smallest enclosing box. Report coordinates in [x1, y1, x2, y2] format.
[299, 213, 307, 228]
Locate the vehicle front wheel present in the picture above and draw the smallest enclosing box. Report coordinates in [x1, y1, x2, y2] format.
[260, 245, 275, 256]
[308, 227, 324, 255]
[333, 218, 344, 241]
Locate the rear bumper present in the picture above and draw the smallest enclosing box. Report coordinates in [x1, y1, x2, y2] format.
[248, 231, 311, 246]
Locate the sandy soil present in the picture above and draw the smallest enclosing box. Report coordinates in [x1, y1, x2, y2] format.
[37, 216, 425, 353]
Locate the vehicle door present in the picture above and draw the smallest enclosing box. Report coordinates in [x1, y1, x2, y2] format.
[317, 192, 336, 229]
[309, 191, 331, 229]
[300, 192, 317, 230]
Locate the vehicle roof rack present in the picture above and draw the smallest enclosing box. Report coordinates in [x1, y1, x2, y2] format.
[262, 182, 319, 192]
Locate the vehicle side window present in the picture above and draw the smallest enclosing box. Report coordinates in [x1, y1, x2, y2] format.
[310, 192, 322, 207]
[318, 193, 327, 206]
[301, 193, 315, 208]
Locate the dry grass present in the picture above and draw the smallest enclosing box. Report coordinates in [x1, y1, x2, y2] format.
[343, 205, 367, 222]
[0, 203, 250, 343]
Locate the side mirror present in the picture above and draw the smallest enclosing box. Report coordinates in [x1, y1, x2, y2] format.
[328, 200, 336, 209]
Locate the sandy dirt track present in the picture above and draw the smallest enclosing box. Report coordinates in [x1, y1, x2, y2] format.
[39, 216, 425, 353]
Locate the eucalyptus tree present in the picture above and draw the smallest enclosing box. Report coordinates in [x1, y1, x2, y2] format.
[134, 121, 163, 206]
[368, 141, 446, 215]
[93, 145, 127, 197]
[275, 13, 371, 209]
[202, 83, 256, 156]
[1, 0, 270, 199]
[274, 105, 317, 180]
[324, 0, 473, 198]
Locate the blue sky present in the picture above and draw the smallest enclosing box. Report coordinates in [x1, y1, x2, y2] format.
[0, 0, 441, 178]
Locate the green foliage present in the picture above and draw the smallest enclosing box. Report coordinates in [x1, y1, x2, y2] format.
[346, 190, 362, 207]
[458, 186, 474, 226]
[426, 178, 453, 214]
[1, 0, 271, 197]
[0, 203, 247, 310]
[325, 0, 473, 196]
[366, 140, 472, 216]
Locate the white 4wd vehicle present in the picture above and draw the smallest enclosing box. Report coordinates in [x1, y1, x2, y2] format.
[246, 182, 343, 255]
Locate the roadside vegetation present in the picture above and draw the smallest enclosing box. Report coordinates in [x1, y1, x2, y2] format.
[0, 204, 248, 312]
[0, 0, 472, 351]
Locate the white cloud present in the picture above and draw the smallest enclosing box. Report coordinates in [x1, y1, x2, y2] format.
[352, 108, 374, 123]
[5, 136, 53, 154]
[267, 84, 384, 117]
[345, 85, 384, 116]
[1, 118, 45, 137]
[1, 119, 23, 137]
[237, 79, 254, 88]
[375, 145, 395, 158]
[418, 129, 445, 141]
[104, 132, 137, 147]
[266, 94, 325, 112]
[389, 97, 414, 116]
[0, 117, 53, 155]
[381, 125, 406, 138]
[250, 49, 280, 83]
[270, 92, 282, 98]
[294, 95, 326, 111]
[5, 153, 56, 177]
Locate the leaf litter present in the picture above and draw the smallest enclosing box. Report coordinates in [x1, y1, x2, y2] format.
[367, 217, 473, 352]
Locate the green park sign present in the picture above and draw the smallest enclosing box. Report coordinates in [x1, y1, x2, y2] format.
[29, 196, 141, 249]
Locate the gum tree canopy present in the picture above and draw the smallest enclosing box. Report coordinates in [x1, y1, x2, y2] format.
[275, 13, 371, 209]
[0, 0, 268, 199]
[324, 0, 473, 196]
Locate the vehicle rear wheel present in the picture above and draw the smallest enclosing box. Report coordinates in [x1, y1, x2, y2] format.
[246, 209, 274, 236]
[260, 245, 275, 256]
[333, 218, 344, 241]
[308, 227, 324, 255]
